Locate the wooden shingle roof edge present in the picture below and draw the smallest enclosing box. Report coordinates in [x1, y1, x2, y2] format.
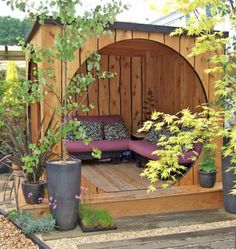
[25, 17, 229, 44]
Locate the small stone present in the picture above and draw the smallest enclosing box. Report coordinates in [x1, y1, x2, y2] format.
[0, 215, 39, 249]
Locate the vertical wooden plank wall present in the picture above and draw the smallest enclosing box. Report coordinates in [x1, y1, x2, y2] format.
[29, 24, 64, 155]
[74, 54, 205, 131]
[109, 56, 121, 115]
[29, 27, 43, 143]
[71, 31, 207, 133]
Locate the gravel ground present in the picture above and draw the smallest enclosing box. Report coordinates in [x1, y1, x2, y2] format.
[0, 215, 39, 249]
[46, 219, 236, 249]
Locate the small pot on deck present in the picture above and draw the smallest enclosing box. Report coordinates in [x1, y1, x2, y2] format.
[198, 170, 216, 188]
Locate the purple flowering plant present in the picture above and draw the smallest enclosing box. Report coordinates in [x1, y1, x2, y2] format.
[75, 186, 88, 201]
[49, 196, 58, 210]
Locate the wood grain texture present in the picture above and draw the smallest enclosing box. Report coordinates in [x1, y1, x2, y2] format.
[76, 62, 89, 115]
[80, 35, 97, 66]
[115, 29, 132, 42]
[98, 55, 110, 115]
[120, 56, 132, 132]
[109, 56, 121, 115]
[98, 31, 115, 50]
[89, 183, 223, 217]
[165, 34, 180, 53]
[144, 51, 155, 118]
[132, 31, 149, 39]
[180, 35, 194, 66]
[149, 32, 165, 43]
[87, 69, 99, 115]
[195, 52, 209, 99]
[19, 181, 223, 218]
[81, 175, 105, 194]
[81, 162, 164, 193]
[67, 49, 80, 86]
[131, 57, 142, 132]
[41, 24, 63, 156]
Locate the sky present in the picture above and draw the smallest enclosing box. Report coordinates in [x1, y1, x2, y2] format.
[0, 0, 163, 24]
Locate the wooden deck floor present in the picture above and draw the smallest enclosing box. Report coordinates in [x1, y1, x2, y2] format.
[81, 161, 163, 193]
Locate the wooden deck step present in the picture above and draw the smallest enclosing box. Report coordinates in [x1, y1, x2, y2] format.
[19, 183, 223, 218]
[88, 182, 223, 217]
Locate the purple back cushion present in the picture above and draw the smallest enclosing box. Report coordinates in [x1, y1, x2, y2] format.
[76, 115, 122, 123]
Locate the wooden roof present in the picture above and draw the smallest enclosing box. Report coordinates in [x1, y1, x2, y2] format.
[25, 18, 229, 44]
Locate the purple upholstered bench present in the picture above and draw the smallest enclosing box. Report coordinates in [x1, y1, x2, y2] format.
[66, 114, 203, 167]
[66, 115, 130, 163]
[129, 139, 202, 167]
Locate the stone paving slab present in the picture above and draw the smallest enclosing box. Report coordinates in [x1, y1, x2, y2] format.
[43, 209, 236, 241]
[45, 220, 236, 249]
[77, 227, 236, 249]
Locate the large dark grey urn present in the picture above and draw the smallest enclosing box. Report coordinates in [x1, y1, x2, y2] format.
[222, 156, 236, 214]
[46, 160, 81, 230]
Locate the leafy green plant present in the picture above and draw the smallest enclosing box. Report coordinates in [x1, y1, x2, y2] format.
[79, 203, 115, 228]
[138, 0, 236, 191]
[139, 107, 223, 190]
[7, 210, 55, 234]
[0, 105, 60, 183]
[199, 146, 216, 173]
[3, 0, 126, 165]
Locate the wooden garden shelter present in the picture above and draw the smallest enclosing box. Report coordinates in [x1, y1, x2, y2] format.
[24, 19, 224, 217]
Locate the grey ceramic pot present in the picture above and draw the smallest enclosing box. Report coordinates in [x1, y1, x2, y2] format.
[198, 170, 216, 188]
[222, 156, 236, 214]
[46, 160, 81, 231]
[22, 181, 46, 204]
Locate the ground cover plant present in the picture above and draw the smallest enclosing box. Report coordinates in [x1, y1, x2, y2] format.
[7, 210, 55, 234]
[79, 203, 116, 229]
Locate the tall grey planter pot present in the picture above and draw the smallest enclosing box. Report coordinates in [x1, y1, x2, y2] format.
[222, 156, 236, 214]
[46, 160, 81, 230]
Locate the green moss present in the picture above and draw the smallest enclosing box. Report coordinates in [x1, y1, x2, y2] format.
[79, 204, 115, 228]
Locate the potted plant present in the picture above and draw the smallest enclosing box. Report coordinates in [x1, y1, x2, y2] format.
[77, 187, 116, 232]
[7, 0, 125, 230]
[1, 109, 59, 205]
[20, 115, 60, 205]
[78, 204, 117, 232]
[0, 66, 60, 205]
[198, 146, 216, 188]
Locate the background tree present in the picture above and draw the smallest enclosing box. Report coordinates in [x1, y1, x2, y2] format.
[0, 16, 31, 45]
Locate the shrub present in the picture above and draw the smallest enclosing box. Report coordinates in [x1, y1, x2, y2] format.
[8, 210, 55, 234]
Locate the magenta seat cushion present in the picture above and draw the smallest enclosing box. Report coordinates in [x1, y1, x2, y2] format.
[66, 139, 130, 153]
[129, 140, 203, 164]
[129, 140, 161, 160]
[178, 142, 203, 164]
